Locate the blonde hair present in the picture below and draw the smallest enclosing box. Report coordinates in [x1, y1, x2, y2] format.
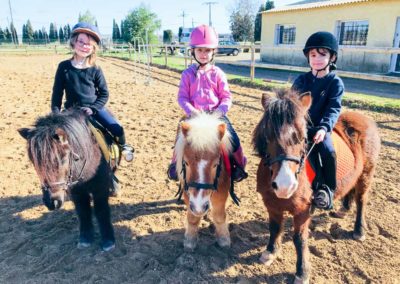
[69, 33, 99, 66]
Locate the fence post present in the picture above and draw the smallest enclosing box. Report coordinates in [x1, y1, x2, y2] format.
[250, 44, 255, 81]
[164, 45, 168, 67]
[149, 45, 153, 64]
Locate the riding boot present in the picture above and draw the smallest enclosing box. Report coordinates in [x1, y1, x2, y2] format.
[116, 133, 134, 162]
[313, 153, 336, 210]
[231, 146, 248, 182]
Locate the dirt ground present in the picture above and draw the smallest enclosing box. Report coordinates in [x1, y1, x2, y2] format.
[0, 54, 399, 284]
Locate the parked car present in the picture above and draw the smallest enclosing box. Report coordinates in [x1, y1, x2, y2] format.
[217, 41, 241, 56]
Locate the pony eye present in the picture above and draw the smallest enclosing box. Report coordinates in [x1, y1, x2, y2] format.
[184, 160, 189, 166]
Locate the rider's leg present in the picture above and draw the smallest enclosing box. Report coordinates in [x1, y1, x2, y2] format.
[220, 116, 248, 182]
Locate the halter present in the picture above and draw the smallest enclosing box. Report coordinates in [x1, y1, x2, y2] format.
[41, 150, 87, 193]
[264, 141, 316, 178]
[182, 156, 222, 192]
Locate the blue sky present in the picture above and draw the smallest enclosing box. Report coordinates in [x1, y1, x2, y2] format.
[0, 0, 296, 37]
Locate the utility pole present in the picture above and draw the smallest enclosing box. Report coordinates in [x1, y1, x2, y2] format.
[8, 0, 16, 45]
[179, 11, 188, 29]
[203, 2, 217, 27]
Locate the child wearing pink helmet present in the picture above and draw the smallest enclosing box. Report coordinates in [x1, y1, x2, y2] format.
[167, 24, 248, 182]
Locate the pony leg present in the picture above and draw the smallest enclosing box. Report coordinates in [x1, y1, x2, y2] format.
[260, 211, 284, 266]
[71, 192, 94, 248]
[211, 199, 230, 248]
[353, 168, 375, 241]
[92, 191, 115, 251]
[293, 212, 311, 284]
[184, 211, 201, 251]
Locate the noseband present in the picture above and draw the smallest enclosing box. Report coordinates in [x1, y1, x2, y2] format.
[264, 141, 316, 178]
[182, 156, 222, 192]
[41, 150, 87, 193]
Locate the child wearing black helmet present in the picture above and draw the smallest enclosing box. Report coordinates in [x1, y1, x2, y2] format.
[292, 31, 345, 210]
[51, 22, 134, 162]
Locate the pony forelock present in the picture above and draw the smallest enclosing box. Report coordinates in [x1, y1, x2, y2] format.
[175, 113, 232, 179]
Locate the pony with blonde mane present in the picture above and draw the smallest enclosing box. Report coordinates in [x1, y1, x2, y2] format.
[174, 112, 234, 250]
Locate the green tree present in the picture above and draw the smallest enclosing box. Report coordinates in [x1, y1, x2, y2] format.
[64, 24, 71, 41]
[78, 10, 96, 24]
[49, 23, 58, 42]
[0, 27, 5, 42]
[59, 27, 65, 43]
[112, 19, 121, 41]
[178, 27, 183, 42]
[229, 0, 258, 42]
[122, 4, 161, 44]
[254, 1, 274, 42]
[25, 20, 34, 44]
[4, 27, 12, 43]
[163, 30, 173, 44]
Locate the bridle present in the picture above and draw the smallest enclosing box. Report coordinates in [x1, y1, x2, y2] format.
[182, 156, 222, 192]
[264, 141, 316, 178]
[41, 150, 87, 193]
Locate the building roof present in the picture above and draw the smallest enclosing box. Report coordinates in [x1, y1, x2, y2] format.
[264, 0, 373, 13]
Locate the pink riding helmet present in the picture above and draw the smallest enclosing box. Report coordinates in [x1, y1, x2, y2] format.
[189, 25, 218, 48]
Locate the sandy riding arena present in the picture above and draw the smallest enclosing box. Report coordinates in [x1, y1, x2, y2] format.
[0, 54, 399, 283]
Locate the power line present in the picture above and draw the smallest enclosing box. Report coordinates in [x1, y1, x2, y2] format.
[203, 2, 218, 27]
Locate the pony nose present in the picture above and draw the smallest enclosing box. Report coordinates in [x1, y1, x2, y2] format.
[272, 181, 278, 190]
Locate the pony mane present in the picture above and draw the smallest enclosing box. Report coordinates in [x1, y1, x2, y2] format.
[175, 113, 232, 178]
[252, 89, 308, 157]
[28, 109, 95, 183]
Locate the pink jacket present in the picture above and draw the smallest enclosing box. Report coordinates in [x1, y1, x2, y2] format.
[177, 64, 232, 116]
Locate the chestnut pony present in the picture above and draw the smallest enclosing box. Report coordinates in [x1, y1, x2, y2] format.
[252, 90, 380, 283]
[174, 112, 234, 251]
[18, 109, 116, 251]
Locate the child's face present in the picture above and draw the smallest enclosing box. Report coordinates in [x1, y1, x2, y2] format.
[73, 33, 94, 58]
[194, 47, 214, 65]
[308, 48, 333, 71]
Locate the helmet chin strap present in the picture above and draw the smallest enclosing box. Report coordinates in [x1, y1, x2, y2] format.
[192, 50, 215, 69]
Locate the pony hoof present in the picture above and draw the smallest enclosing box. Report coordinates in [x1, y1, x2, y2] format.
[353, 232, 366, 242]
[217, 236, 231, 248]
[77, 241, 92, 249]
[183, 237, 197, 252]
[102, 240, 116, 252]
[294, 275, 309, 284]
[329, 210, 346, 219]
[259, 251, 277, 266]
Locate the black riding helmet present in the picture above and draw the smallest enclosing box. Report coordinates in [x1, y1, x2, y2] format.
[303, 31, 339, 70]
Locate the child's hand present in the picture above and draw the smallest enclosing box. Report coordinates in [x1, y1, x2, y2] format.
[81, 107, 93, 116]
[213, 110, 223, 118]
[313, 129, 326, 144]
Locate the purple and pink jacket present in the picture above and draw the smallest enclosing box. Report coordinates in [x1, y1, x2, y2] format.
[177, 64, 232, 116]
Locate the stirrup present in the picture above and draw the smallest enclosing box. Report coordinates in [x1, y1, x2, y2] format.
[313, 184, 334, 210]
[121, 144, 134, 162]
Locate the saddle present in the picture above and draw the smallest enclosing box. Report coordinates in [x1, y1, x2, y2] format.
[88, 118, 121, 172]
[305, 130, 355, 187]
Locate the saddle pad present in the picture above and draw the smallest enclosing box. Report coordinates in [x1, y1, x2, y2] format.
[88, 122, 120, 165]
[306, 131, 355, 183]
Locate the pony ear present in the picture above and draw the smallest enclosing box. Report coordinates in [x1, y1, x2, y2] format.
[217, 123, 226, 140]
[299, 92, 312, 110]
[261, 92, 274, 110]
[18, 128, 33, 140]
[180, 122, 191, 137]
[54, 128, 68, 146]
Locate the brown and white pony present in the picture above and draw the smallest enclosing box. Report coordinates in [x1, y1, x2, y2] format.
[175, 112, 233, 251]
[252, 90, 380, 284]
